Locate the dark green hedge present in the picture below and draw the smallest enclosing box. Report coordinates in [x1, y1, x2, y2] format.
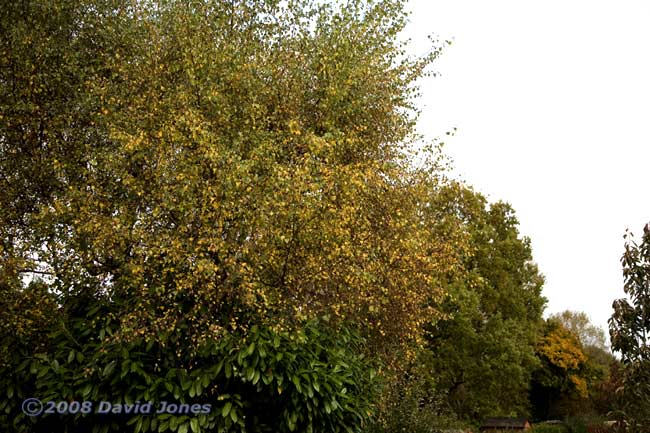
[1, 295, 378, 433]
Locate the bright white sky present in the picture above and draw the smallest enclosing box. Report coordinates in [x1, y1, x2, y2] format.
[403, 0, 650, 342]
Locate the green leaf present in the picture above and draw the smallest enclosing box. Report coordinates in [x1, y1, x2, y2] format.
[102, 361, 116, 378]
[81, 384, 92, 399]
[181, 375, 191, 391]
[222, 402, 232, 418]
[134, 417, 143, 433]
[214, 359, 224, 375]
[291, 375, 301, 393]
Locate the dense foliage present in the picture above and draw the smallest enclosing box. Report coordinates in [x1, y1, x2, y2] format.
[420, 183, 546, 421]
[609, 224, 650, 431]
[0, 0, 457, 357]
[545, 311, 618, 419]
[530, 312, 619, 422]
[0, 0, 453, 431]
[1, 288, 377, 433]
[1, 0, 627, 431]
[530, 319, 590, 420]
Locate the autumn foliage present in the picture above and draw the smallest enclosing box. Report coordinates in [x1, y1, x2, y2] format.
[0, 0, 459, 432]
[1, 1, 625, 432]
[0, 0, 455, 359]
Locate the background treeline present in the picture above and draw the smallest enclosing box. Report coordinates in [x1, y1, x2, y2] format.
[0, 1, 642, 432]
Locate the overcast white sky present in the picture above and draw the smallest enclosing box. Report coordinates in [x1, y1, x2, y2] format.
[403, 0, 650, 341]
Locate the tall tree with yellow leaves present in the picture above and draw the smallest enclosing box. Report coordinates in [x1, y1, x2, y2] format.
[0, 1, 458, 432]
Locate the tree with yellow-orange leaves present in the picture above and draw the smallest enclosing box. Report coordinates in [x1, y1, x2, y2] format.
[0, 1, 459, 432]
[530, 319, 591, 420]
[0, 0, 454, 356]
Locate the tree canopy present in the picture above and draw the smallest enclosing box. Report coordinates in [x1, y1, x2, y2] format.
[0, 0, 454, 359]
[5, 0, 618, 431]
[550, 310, 608, 351]
[420, 183, 546, 421]
[0, 0, 459, 432]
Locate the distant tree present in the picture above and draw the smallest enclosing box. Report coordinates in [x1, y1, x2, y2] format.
[533, 312, 618, 419]
[609, 224, 650, 430]
[550, 310, 608, 350]
[530, 319, 590, 420]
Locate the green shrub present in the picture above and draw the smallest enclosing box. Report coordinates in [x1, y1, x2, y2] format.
[362, 373, 465, 433]
[0, 297, 379, 433]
